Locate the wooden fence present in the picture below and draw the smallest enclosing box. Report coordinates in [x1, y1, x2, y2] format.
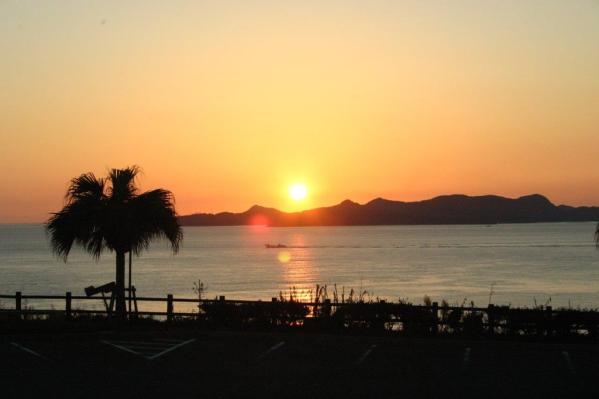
[1, 292, 599, 338]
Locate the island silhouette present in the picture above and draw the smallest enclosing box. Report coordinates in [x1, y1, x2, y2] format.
[179, 194, 599, 226]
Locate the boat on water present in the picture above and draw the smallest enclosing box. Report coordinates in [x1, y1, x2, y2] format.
[265, 243, 287, 248]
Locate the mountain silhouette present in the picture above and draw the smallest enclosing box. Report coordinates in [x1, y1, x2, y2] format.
[178, 194, 599, 226]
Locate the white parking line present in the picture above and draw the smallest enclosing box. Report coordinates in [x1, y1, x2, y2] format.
[111, 342, 173, 348]
[153, 338, 186, 343]
[256, 341, 285, 361]
[10, 342, 49, 361]
[355, 344, 377, 366]
[462, 347, 471, 371]
[147, 339, 195, 360]
[101, 339, 195, 360]
[101, 340, 141, 356]
[561, 350, 575, 374]
[124, 345, 171, 352]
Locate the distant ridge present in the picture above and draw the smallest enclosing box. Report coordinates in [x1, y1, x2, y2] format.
[178, 194, 599, 226]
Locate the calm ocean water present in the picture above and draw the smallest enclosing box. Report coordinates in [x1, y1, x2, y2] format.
[1, 223, 598, 310]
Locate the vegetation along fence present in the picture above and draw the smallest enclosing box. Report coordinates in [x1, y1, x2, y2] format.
[2, 291, 599, 338]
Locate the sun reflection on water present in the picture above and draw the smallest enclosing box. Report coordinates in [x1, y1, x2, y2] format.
[276, 234, 319, 302]
[277, 250, 291, 263]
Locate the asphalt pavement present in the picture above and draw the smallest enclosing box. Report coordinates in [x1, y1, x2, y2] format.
[2, 330, 597, 398]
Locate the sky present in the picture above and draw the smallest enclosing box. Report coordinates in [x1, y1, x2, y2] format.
[1, 0, 598, 223]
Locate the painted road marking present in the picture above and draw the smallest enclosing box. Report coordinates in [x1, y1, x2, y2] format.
[10, 342, 49, 361]
[355, 344, 377, 366]
[101, 340, 141, 356]
[561, 350, 575, 374]
[109, 341, 175, 347]
[462, 347, 471, 371]
[153, 338, 186, 343]
[147, 339, 196, 360]
[256, 341, 285, 361]
[101, 339, 195, 360]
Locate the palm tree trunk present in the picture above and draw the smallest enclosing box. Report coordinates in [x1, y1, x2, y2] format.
[115, 250, 126, 318]
[128, 251, 132, 316]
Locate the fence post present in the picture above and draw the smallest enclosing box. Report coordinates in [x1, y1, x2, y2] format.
[546, 305, 553, 337]
[378, 300, 387, 330]
[65, 291, 72, 320]
[431, 302, 438, 334]
[167, 294, 174, 322]
[323, 299, 331, 319]
[488, 304, 495, 335]
[270, 297, 278, 326]
[15, 291, 22, 319]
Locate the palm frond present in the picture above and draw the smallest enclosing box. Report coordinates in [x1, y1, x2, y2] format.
[66, 173, 105, 202]
[127, 189, 183, 255]
[46, 195, 107, 260]
[108, 165, 140, 202]
[46, 210, 76, 260]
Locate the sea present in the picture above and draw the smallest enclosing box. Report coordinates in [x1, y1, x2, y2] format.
[1, 222, 598, 311]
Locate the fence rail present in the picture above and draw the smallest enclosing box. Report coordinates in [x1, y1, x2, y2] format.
[0, 292, 527, 311]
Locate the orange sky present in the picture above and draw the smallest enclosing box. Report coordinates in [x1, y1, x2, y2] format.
[1, 1, 599, 223]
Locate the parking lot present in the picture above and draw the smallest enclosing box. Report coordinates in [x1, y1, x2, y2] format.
[2, 330, 598, 398]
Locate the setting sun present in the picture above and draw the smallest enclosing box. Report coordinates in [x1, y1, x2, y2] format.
[289, 184, 308, 201]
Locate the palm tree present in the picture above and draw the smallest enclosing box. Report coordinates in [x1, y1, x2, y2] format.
[596, 223, 599, 248]
[46, 166, 183, 318]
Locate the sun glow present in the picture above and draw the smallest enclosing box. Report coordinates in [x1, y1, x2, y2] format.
[277, 251, 291, 263]
[289, 183, 308, 201]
